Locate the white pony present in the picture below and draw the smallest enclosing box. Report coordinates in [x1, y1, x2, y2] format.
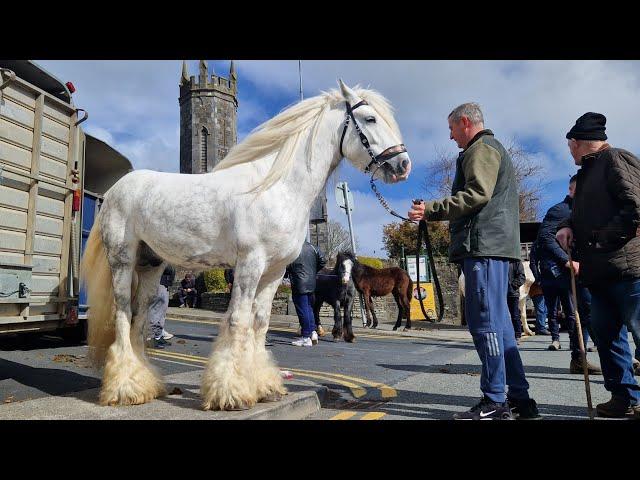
[458, 261, 536, 336]
[80, 81, 412, 410]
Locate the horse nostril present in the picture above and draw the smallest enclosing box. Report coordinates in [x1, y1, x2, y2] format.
[401, 159, 409, 170]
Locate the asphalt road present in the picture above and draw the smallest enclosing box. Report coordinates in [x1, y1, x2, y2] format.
[0, 314, 635, 420]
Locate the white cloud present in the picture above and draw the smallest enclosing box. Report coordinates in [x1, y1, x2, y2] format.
[33, 59, 640, 258]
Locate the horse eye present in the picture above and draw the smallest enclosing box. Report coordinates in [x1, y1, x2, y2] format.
[365, 116, 376, 123]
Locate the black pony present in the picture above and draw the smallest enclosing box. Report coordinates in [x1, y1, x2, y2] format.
[313, 251, 357, 342]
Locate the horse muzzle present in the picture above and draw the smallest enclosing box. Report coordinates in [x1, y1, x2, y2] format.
[383, 155, 412, 183]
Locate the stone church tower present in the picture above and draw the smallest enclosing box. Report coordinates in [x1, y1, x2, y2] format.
[179, 60, 238, 174]
[178, 60, 328, 257]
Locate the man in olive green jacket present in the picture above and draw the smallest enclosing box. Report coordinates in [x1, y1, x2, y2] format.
[409, 103, 538, 420]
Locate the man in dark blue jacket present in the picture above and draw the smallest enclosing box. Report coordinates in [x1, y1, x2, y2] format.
[285, 241, 326, 347]
[537, 175, 600, 374]
[528, 241, 551, 335]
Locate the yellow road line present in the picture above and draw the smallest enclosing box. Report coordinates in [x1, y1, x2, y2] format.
[148, 349, 207, 362]
[147, 350, 367, 398]
[152, 356, 205, 369]
[360, 412, 386, 420]
[331, 411, 358, 420]
[147, 349, 395, 399]
[286, 367, 397, 399]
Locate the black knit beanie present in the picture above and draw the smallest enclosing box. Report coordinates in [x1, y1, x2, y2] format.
[566, 112, 607, 141]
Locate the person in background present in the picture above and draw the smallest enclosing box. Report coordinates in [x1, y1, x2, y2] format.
[285, 241, 326, 347]
[536, 174, 600, 375]
[148, 264, 175, 349]
[528, 241, 551, 335]
[557, 112, 639, 417]
[179, 272, 198, 308]
[507, 259, 526, 345]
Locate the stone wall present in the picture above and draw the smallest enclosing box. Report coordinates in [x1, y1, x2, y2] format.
[198, 291, 289, 316]
[173, 259, 464, 325]
[433, 258, 462, 325]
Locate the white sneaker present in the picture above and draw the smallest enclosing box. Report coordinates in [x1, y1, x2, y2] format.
[311, 331, 318, 345]
[291, 336, 313, 347]
[162, 330, 174, 340]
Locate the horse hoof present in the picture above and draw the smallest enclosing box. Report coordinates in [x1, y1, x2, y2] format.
[392, 326, 398, 331]
[344, 336, 355, 343]
[403, 327, 410, 332]
[224, 403, 251, 411]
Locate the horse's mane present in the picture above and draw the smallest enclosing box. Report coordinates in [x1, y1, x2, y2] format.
[212, 87, 401, 194]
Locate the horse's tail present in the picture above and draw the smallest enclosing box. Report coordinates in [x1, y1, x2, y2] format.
[80, 221, 116, 367]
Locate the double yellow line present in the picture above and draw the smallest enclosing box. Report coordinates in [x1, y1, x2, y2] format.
[147, 348, 397, 401]
[166, 315, 414, 341]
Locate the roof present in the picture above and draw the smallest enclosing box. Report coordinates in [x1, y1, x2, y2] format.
[0, 60, 72, 103]
[84, 134, 133, 195]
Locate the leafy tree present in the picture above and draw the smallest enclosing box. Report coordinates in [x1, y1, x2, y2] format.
[382, 221, 450, 260]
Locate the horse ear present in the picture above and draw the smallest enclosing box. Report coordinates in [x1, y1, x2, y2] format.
[338, 79, 359, 105]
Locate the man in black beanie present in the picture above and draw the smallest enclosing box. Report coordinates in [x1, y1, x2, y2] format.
[557, 112, 640, 418]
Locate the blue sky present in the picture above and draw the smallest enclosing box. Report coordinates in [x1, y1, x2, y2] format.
[36, 60, 640, 257]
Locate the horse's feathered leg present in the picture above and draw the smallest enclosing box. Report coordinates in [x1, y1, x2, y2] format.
[129, 264, 167, 389]
[201, 254, 265, 411]
[100, 244, 165, 406]
[251, 270, 288, 403]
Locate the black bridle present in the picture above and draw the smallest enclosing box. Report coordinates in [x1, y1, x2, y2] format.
[338, 99, 444, 323]
[339, 99, 407, 174]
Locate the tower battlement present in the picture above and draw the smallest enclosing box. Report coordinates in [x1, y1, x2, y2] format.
[179, 60, 238, 174]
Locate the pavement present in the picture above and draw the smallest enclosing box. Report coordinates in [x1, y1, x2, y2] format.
[2, 307, 636, 420]
[0, 308, 467, 420]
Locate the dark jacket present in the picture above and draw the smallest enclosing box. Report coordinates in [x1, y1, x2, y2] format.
[508, 260, 526, 297]
[160, 265, 175, 289]
[285, 241, 327, 295]
[560, 145, 640, 286]
[180, 277, 196, 294]
[424, 130, 521, 262]
[536, 195, 572, 284]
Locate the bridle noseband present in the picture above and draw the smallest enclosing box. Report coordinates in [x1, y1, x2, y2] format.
[339, 99, 407, 174]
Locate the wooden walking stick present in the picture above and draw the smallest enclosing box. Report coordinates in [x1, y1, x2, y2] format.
[568, 251, 594, 420]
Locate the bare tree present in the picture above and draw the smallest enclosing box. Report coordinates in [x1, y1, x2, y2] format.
[325, 220, 359, 262]
[423, 138, 547, 221]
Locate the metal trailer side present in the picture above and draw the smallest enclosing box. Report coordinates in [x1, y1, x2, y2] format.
[0, 65, 85, 335]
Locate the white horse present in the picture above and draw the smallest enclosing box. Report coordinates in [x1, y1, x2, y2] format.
[80, 81, 412, 410]
[458, 261, 535, 336]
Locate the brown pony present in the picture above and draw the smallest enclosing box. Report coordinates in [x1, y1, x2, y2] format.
[346, 252, 413, 331]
